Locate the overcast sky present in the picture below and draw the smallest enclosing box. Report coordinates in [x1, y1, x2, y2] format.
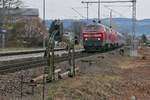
[23, 0, 149, 20]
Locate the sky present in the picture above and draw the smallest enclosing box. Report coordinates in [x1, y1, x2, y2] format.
[23, 0, 149, 20]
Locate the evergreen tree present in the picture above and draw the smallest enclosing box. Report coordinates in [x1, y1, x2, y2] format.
[141, 34, 147, 44]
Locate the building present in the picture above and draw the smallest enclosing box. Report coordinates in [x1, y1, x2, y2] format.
[0, 8, 41, 48]
[0, 8, 39, 24]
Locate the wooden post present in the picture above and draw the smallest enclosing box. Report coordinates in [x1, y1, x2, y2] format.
[42, 74, 45, 100]
[31, 85, 35, 95]
[20, 75, 23, 98]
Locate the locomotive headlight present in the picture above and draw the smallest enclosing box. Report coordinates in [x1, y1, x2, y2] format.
[85, 38, 88, 41]
[98, 38, 101, 40]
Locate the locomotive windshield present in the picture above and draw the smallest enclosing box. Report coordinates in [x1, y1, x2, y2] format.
[83, 24, 104, 32]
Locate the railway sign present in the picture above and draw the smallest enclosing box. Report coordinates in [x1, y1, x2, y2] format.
[2, 30, 7, 33]
[0, 29, 7, 34]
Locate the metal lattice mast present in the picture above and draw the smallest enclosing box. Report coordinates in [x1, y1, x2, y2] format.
[132, 0, 136, 53]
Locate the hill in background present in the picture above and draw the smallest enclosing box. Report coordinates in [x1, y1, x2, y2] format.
[46, 18, 150, 36]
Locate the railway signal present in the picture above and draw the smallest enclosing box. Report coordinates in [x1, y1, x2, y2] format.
[45, 20, 76, 82]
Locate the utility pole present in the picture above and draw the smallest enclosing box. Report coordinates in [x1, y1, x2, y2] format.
[110, 9, 112, 28]
[2, 0, 5, 8]
[98, 0, 101, 22]
[2, 0, 5, 49]
[86, 2, 89, 20]
[131, 0, 137, 56]
[43, 0, 46, 48]
[42, 0, 46, 99]
[82, 1, 89, 20]
[2, 32, 5, 49]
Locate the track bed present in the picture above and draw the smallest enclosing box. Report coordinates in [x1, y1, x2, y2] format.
[0, 47, 150, 100]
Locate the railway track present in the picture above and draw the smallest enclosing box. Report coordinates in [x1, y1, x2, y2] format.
[0, 48, 65, 57]
[0, 50, 92, 74]
[0, 47, 123, 74]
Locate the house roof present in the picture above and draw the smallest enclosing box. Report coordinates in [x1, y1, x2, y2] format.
[0, 8, 39, 16]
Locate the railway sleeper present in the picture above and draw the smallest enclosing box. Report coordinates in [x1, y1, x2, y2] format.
[80, 59, 99, 65]
[19, 69, 62, 96]
[30, 69, 61, 83]
[59, 67, 79, 79]
[30, 67, 79, 83]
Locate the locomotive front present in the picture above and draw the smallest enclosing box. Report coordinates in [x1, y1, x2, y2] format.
[82, 24, 105, 51]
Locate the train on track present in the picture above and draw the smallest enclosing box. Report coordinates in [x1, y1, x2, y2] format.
[82, 22, 125, 52]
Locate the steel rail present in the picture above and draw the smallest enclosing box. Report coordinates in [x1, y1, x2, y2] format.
[0, 47, 123, 74]
[0, 50, 89, 74]
[0, 48, 65, 57]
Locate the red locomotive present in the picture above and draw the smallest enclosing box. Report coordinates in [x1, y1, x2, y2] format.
[82, 23, 125, 51]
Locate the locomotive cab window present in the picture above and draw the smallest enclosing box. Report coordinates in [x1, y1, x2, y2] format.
[83, 24, 104, 32]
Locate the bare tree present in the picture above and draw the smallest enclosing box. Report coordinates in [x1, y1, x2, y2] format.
[7, 17, 46, 47]
[0, 0, 23, 26]
[0, 0, 23, 8]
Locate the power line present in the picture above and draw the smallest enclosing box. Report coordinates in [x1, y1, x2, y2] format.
[82, 0, 134, 3]
[71, 8, 86, 19]
[103, 5, 129, 18]
[104, 5, 132, 7]
[103, 6, 131, 32]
